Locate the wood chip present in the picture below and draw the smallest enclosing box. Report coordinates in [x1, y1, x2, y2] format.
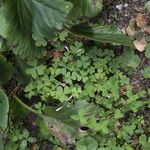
[133, 38, 147, 52]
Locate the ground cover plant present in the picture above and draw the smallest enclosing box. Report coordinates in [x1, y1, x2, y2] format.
[0, 0, 150, 150]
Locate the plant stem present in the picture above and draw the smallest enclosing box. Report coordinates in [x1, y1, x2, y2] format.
[13, 95, 41, 116]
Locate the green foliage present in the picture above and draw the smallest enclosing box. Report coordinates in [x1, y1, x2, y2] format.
[5, 127, 37, 150]
[139, 135, 150, 150]
[37, 101, 90, 145]
[68, 0, 103, 20]
[145, 1, 150, 12]
[0, 0, 133, 58]
[142, 67, 150, 79]
[0, 1, 148, 149]
[0, 89, 9, 130]
[24, 41, 149, 149]
[25, 42, 139, 102]
[0, 54, 13, 85]
[70, 24, 133, 47]
[145, 43, 150, 58]
[76, 137, 98, 150]
[0, 0, 72, 58]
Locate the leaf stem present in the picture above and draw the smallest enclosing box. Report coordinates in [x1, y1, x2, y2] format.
[13, 95, 41, 116]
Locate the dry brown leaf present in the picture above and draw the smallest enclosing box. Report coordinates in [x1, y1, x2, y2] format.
[135, 13, 147, 28]
[119, 86, 127, 96]
[51, 51, 63, 59]
[144, 26, 150, 34]
[30, 144, 39, 150]
[115, 121, 121, 132]
[121, 28, 127, 34]
[133, 38, 147, 52]
[126, 26, 136, 36]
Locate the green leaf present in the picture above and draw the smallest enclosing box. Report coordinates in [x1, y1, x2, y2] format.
[3, 0, 72, 58]
[0, 54, 13, 85]
[41, 115, 77, 145]
[142, 67, 150, 79]
[27, 137, 37, 143]
[0, 5, 9, 38]
[145, 1, 150, 12]
[69, 0, 103, 20]
[139, 135, 150, 150]
[114, 109, 123, 119]
[31, 0, 72, 41]
[19, 139, 27, 150]
[40, 102, 91, 145]
[70, 23, 133, 47]
[0, 89, 9, 130]
[76, 137, 98, 150]
[145, 43, 150, 58]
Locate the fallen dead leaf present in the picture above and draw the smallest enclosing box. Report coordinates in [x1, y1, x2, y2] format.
[51, 51, 63, 59]
[126, 26, 136, 36]
[119, 86, 127, 96]
[133, 38, 147, 52]
[121, 28, 127, 34]
[30, 144, 39, 150]
[135, 13, 147, 28]
[144, 26, 150, 34]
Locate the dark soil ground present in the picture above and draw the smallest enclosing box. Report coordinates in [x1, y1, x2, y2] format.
[102, 0, 150, 92]
[102, 0, 149, 28]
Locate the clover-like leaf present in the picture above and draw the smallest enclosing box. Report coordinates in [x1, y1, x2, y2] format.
[142, 67, 150, 79]
[76, 137, 98, 150]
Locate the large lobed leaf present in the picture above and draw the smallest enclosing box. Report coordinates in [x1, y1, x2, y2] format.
[38, 101, 90, 145]
[0, 89, 9, 130]
[70, 23, 133, 47]
[1, 0, 72, 58]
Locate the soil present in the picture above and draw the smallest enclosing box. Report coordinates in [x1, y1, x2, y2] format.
[101, 0, 150, 91]
[102, 0, 149, 28]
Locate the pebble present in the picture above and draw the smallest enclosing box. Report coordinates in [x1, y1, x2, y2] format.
[116, 4, 123, 11]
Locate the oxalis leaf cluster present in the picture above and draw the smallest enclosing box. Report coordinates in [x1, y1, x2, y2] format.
[24, 41, 150, 150]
